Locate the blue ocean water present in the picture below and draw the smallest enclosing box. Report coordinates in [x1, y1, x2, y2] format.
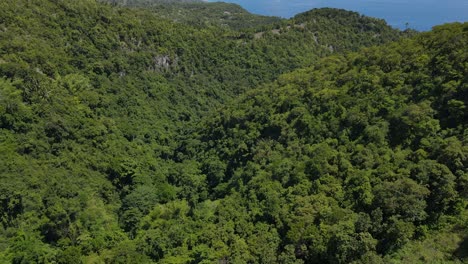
[207, 0, 468, 31]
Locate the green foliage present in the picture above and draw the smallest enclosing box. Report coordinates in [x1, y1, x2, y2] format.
[106, 0, 281, 30]
[0, 0, 466, 263]
[177, 22, 468, 263]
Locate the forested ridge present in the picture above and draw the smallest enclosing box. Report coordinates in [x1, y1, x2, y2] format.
[0, 0, 466, 263]
[103, 0, 282, 30]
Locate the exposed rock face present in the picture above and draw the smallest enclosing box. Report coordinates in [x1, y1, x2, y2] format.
[254, 32, 264, 39]
[154, 55, 171, 68]
[151, 55, 177, 71]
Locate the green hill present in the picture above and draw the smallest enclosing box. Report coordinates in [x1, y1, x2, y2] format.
[0, 0, 403, 147]
[178, 22, 467, 263]
[0, 0, 465, 263]
[104, 0, 282, 30]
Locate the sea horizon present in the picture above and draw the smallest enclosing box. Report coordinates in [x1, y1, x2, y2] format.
[207, 0, 468, 31]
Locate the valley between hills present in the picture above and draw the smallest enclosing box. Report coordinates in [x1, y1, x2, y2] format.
[0, 0, 467, 263]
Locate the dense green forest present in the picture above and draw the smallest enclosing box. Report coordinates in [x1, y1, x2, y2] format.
[104, 0, 282, 30]
[0, 0, 466, 263]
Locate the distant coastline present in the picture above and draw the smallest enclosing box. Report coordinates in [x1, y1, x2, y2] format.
[207, 0, 468, 31]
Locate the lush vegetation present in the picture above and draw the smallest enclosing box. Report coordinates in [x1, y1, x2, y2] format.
[178, 22, 467, 263]
[0, 0, 466, 263]
[105, 0, 282, 30]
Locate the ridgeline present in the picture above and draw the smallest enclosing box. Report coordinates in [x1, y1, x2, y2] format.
[0, 0, 466, 263]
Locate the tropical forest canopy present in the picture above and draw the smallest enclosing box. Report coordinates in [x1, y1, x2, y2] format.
[0, 0, 466, 263]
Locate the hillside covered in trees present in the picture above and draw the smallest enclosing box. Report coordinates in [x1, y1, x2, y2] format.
[0, 0, 466, 263]
[104, 0, 282, 30]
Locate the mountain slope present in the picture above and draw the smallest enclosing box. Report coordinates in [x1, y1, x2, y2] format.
[170, 22, 468, 263]
[2, 0, 460, 263]
[105, 0, 282, 30]
[0, 0, 405, 149]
